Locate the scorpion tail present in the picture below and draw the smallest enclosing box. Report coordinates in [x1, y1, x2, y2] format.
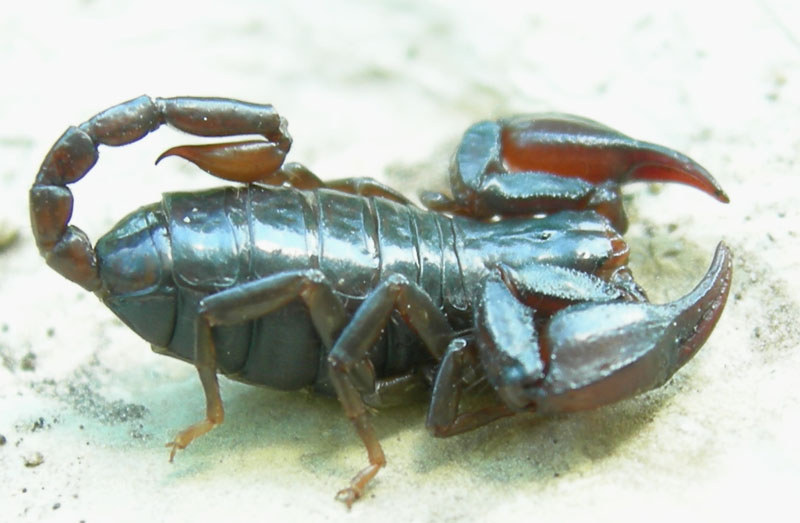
[30, 95, 291, 291]
[534, 242, 733, 413]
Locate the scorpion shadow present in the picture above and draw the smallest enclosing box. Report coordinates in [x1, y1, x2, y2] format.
[412, 384, 677, 485]
[158, 370, 679, 489]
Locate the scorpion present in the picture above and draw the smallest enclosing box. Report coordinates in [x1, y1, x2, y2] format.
[30, 96, 732, 506]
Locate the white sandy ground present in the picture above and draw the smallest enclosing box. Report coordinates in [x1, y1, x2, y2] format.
[1, 0, 799, 521]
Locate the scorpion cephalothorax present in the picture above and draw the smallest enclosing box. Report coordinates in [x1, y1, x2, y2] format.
[30, 96, 732, 506]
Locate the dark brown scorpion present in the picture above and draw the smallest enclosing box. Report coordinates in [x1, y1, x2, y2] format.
[30, 96, 732, 506]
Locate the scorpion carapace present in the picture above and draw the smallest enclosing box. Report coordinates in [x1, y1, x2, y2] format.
[30, 96, 732, 506]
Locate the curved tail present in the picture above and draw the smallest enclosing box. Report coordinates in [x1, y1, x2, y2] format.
[30, 95, 291, 291]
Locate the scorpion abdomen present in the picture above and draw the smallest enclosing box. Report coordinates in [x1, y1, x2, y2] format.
[96, 203, 176, 347]
[95, 184, 459, 390]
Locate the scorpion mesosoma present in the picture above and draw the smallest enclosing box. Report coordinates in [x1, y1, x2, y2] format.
[30, 96, 732, 506]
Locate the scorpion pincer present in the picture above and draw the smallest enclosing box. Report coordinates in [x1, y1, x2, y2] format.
[30, 96, 732, 506]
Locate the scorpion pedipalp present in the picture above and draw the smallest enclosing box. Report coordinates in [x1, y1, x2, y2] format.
[421, 114, 729, 232]
[475, 242, 732, 413]
[497, 114, 729, 201]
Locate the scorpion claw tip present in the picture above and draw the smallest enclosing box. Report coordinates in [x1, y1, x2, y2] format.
[669, 241, 733, 367]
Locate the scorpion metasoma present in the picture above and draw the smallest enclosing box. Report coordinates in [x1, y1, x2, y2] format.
[30, 96, 732, 506]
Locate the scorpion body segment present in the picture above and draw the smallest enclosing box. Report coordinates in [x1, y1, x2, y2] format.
[30, 96, 732, 506]
[96, 183, 464, 391]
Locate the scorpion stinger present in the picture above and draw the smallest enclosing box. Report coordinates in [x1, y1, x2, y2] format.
[156, 139, 290, 184]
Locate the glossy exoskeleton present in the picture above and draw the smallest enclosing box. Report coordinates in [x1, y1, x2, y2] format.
[30, 96, 732, 506]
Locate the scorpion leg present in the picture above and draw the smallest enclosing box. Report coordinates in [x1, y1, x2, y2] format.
[174, 269, 441, 497]
[362, 370, 431, 408]
[273, 163, 413, 204]
[325, 176, 412, 204]
[421, 115, 728, 231]
[165, 269, 360, 460]
[217, 159, 413, 205]
[198, 269, 348, 348]
[426, 338, 515, 437]
[427, 272, 558, 431]
[327, 274, 455, 507]
[166, 317, 224, 461]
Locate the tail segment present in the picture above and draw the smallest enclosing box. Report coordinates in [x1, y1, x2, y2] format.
[30, 95, 291, 291]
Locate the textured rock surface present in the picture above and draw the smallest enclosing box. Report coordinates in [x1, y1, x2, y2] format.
[1, 0, 798, 520]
